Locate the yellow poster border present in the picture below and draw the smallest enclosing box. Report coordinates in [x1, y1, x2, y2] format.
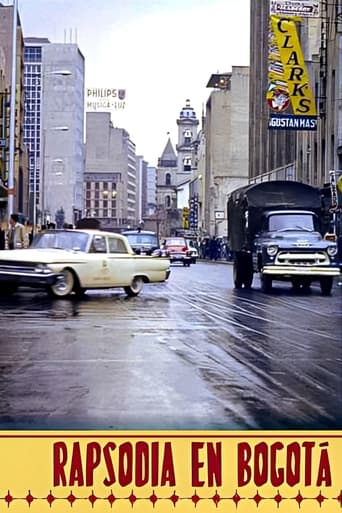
[0, 430, 340, 512]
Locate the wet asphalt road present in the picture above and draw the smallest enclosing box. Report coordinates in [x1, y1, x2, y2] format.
[0, 261, 341, 430]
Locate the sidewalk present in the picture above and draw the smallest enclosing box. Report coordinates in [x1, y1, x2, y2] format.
[198, 258, 232, 265]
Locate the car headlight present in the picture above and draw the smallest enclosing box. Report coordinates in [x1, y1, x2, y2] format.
[327, 245, 337, 257]
[35, 263, 53, 273]
[267, 245, 278, 256]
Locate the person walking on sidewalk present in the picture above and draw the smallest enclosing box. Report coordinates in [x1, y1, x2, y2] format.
[7, 213, 28, 249]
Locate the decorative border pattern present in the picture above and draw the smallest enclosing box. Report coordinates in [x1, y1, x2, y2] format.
[1, 489, 341, 508]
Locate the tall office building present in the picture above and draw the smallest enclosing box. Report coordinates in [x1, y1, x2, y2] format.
[145, 166, 157, 216]
[248, 0, 296, 181]
[136, 155, 148, 223]
[84, 112, 137, 230]
[23, 37, 48, 220]
[24, 38, 85, 226]
[0, 3, 28, 219]
[248, 1, 341, 189]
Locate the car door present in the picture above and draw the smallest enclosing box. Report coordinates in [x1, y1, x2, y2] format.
[83, 234, 111, 287]
[107, 236, 134, 286]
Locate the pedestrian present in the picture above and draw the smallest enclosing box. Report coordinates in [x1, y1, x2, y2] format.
[0, 224, 5, 250]
[7, 213, 28, 249]
[209, 236, 218, 260]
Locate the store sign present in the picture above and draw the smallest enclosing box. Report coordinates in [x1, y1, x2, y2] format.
[267, 16, 317, 131]
[86, 87, 126, 111]
[215, 211, 225, 220]
[329, 170, 342, 212]
[270, 0, 320, 18]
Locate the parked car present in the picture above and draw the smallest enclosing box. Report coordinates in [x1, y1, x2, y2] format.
[185, 239, 199, 264]
[161, 237, 192, 266]
[0, 229, 170, 298]
[121, 230, 159, 255]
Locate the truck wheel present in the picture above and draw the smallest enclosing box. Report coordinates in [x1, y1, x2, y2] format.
[244, 270, 253, 289]
[320, 277, 333, 296]
[233, 261, 243, 288]
[260, 273, 272, 293]
[243, 254, 254, 288]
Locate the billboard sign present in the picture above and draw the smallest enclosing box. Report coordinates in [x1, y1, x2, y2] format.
[270, 0, 320, 18]
[86, 88, 126, 111]
[267, 16, 317, 131]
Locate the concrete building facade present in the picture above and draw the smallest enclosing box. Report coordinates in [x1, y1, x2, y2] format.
[0, 3, 29, 220]
[202, 66, 250, 237]
[84, 112, 137, 231]
[41, 43, 85, 226]
[135, 155, 148, 225]
[248, 0, 296, 182]
[248, 0, 341, 193]
[176, 100, 199, 203]
[145, 165, 157, 216]
[296, 2, 342, 187]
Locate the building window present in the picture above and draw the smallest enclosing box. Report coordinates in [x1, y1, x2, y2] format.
[95, 182, 99, 190]
[183, 157, 191, 172]
[165, 195, 171, 208]
[165, 173, 171, 185]
[184, 129, 192, 144]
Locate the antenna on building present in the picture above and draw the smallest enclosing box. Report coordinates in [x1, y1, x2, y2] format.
[64, 29, 67, 43]
[75, 28, 78, 43]
[69, 28, 72, 43]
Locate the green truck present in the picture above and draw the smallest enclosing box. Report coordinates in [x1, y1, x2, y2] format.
[227, 180, 340, 295]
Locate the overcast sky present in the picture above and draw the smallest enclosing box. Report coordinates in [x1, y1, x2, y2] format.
[15, 0, 250, 166]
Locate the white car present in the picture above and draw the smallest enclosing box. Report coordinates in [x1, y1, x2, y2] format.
[0, 229, 170, 298]
[185, 239, 199, 264]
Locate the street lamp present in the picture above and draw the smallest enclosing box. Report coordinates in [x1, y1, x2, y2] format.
[40, 126, 69, 225]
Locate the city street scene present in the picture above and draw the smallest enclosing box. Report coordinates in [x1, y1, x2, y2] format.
[0, 0, 341, 434]
[0, 262, 341, 430]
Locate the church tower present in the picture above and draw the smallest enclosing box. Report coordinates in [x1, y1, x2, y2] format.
[176, 100, 199, 184]
[156, 136, 178, 210]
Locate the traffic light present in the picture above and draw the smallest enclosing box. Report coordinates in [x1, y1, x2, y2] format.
[182, 207, 189, 229]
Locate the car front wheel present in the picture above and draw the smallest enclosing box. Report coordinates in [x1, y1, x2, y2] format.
[124, 276, 144, 297]
[260, 273, 272, 293]
[50, 269, 75, 298]
[320, 276, 333, 296]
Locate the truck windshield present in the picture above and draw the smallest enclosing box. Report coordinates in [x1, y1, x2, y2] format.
[268, 214, 315, 232]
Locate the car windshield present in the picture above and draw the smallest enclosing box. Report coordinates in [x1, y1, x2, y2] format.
[165, 239, 186, 246]
[125, 234, 158, 245]
[31, 231, 90, 251]
[268, 214, 315, 232]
